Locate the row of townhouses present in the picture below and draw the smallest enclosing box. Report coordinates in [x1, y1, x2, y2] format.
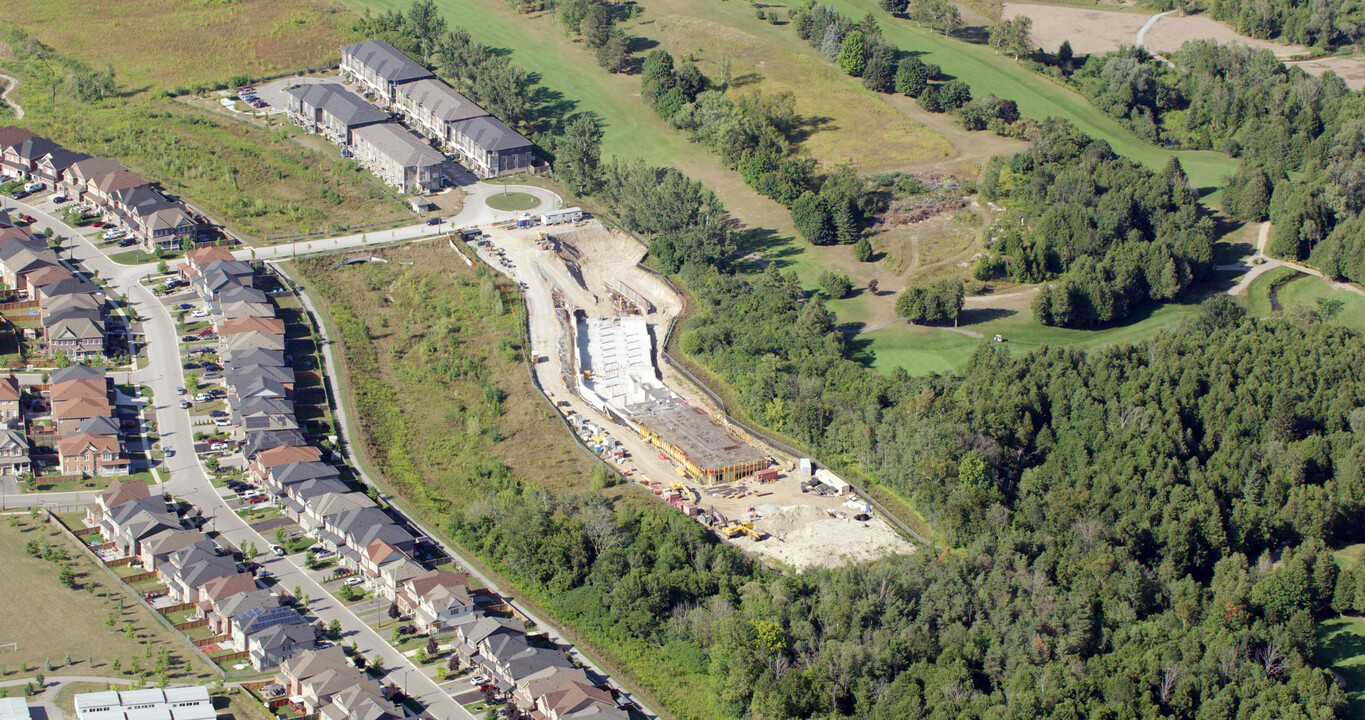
[85, 478, 317, 671]
[0, 126, 204, 253]
[0, 214, 109, 360]
[281, 39, 536, 192]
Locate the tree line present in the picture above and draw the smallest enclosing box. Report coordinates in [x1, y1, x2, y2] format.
[1142, 0, 1365, 49]
[794, 3, 1029, 137]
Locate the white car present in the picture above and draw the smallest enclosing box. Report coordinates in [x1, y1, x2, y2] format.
[343, 577, 363, 586]
[102, 228, 127, 240]
[190, 309, 210, 318]
[469, 675, 489, 686]
[240, 490, 261, 500]
[214, 417, 231, 427]
[269, 544, 286, 557]
[209, 441, 230, 451]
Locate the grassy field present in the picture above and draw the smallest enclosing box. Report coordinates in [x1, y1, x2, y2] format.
[0, 0, 353, 91]
[290, 240, 598, 502]
[1244, 269, 1365, 331]
[1318, 617, 1365, 719]
[0, 514, 216, 682]
[857, 292, 1205, 374]
[819, 0, 1240, 190]
[484, 191, 541, 212]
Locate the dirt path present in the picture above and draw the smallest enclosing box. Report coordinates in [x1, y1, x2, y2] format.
[1137, 10, 1178, 67]
[1223, 221, 1365, 297]
[0, 72, 23, 119]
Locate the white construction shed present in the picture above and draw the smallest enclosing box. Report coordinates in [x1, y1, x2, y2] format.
[541, 207, 583, 225]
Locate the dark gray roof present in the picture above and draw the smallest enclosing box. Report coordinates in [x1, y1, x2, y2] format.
[451, 115, 534, 153]
[236, 397, 295, 418]
[244, 429, 307, 460]
[50, 364, 106, 385]
[343, 40, 434, 84]
[226, 364, 295, 388]
[0, 235, 47, 262]
[38, 277, 100, 298]
[77, 415, 120, 436]
[352, 123, 446, 168]
[396, 79, 488, 124]
[290, 477, 350, 504]
[227, 348, 286, 368]
[272, 461, 340, 486]
[213, 286, 269, 306]
[333, 507, 413, 549]
[286, 83, 389, 127]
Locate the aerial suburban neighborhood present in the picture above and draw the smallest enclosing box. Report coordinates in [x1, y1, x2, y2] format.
[3, 0, 1365, 719]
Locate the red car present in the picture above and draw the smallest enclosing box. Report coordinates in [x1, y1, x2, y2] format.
[91, 221, 106, 228]
[196, 329, 215, 337]
[247, 495, 267, 504]
[20, 214, 35, 224]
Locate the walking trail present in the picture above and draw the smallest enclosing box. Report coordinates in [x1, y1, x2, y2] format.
[0, 72, 22, 119]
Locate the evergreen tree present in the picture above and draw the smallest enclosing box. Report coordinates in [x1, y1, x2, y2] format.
[861, 44, 897, 92]
[837, 30, 867, 76]
[894, 57, 929, 97]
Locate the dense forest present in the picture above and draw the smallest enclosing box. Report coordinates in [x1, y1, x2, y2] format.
[979, 120, 1214, 327]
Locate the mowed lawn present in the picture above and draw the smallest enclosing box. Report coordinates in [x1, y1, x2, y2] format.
[1318, 617, 1365, 719]
[0, 0, 354, 90]
[858, 295, 1204, 374]
[815, 0, 1240, 190]
[0, 516, 215, 681]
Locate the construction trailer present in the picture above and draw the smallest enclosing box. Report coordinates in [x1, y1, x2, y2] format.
[628, 398, 769, 485]
[541, 207, 583, 225]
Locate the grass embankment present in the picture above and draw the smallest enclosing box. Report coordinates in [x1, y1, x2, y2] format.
[0, 514, 216, 682]
[1245, 268, 1365, 331]
[484, 192, 541, 212]
[290, 242, 726, 718]
[0, 5, 411, 242]
[1318, 617, 1365, 719]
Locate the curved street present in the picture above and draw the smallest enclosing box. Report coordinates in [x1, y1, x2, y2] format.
[1, 179, 658, 719]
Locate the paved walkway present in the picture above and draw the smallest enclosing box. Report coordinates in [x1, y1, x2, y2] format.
[1222, 221, 1365, 298]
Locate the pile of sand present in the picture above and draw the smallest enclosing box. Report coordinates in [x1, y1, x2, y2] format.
[750, 505, 916, 571]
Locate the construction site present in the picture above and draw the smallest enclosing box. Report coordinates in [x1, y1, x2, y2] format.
[465, 219, 914, 570]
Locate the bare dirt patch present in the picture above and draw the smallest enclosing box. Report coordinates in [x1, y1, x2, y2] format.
[1003, 3, 1147, 54]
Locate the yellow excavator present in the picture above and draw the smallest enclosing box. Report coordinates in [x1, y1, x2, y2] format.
[722, 522, 768, 541]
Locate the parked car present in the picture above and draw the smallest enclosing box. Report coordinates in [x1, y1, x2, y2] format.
[247, 495, 268, 504]
[202, 371, 221, 380]
[269, 544, 286, 557]
[469, 675, 489, 686]
[176, 386, 186, 395]
[10, 190, 29, 200]
[51, 195, 67, 204]
[102, 228, 127, 240]
[178, 400, 191, 409]
[208, 410, 228, 418]
[22, 181, 44, 193]
[241, 490, 261, 500]
[180, 335, 198, 342]
[426, 217, 441, 226]
[178, 303, 195, 310]
[344, 577, 364, 587]
[201, 362, 221, 371]
[214, 418, 231, 427]
[182, 362, 200, 370]
[210, 441, 230, 451]
[256, 569, 272, 578]
[226, 481, 247, 492]
[191, 309, 210, 318]
[117, 238, 137, 247]
[90, 221, 106, 228]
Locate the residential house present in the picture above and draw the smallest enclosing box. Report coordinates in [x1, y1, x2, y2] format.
[218, 299, 276, 320]
[192, 259, 254, 301]
[33, 147, 90, 186]
[102, 497, 180, 557]
[397, 569, 476, 632]
[226, 364, 295, 394]
[243, 429, 307, 461]
[0, 245, 60, 295]
[0, 373, 21, 425]
[87, 170, 148, 210]
[454, 616, 525, 666]
[34, 277, 101, 304]
[284, 476, 350, 507]
[47, 315, 106, 360]
[283, 83, 390, 145]
[178, 246, 236, 281]
[85, 477, 150, 527]
[249, 444, 321, 482]
[137, 528, 212, 571]
[209, 286, 270, 316]
[20, 264, 74, 294]
[447, 115, 536, 178]
[223, 330, 285, 355]
[536, 681, 627, 720]
[277, 646, 363, 710]
[349, 122, 447, 194]
[0, 428, 30, 476]
[61, 157, 126, 201]
[52, 395, 113, 436]
[217, 315, 284, 337]
[340, 40, 433, 105]
[487, 645, 574, 695]
[76, 415, 121, 437]
[247, 621, 316, 671]
[56, 432, 127, 477]
[264, 460, 339, 494]
[50, 363, 106, 385]
[325, 506, 414, 559]
[159, 544, 240, 603]
[317, 683, 400, 720]
[358, 538, 424, 601]
[393, 78, 487, 145]
[299, 491, 374, 535]
[0, 126, 40, 179]
[195, 572, 257, 615]
[513, 666, 593, 711]
[51, 377, 109, 404]
[0, 131, 57, 179]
